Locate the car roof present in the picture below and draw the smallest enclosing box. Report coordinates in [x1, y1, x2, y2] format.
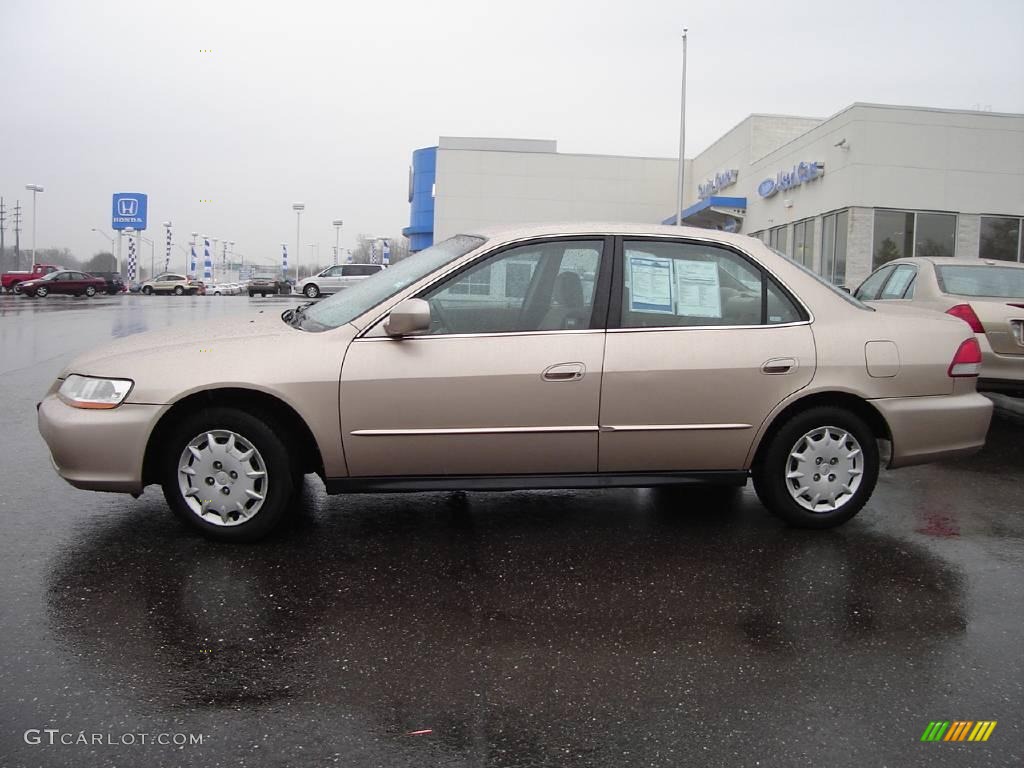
[462, 221, 756, 248]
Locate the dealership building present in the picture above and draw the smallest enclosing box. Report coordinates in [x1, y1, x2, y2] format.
[405, 104, 1024, 287]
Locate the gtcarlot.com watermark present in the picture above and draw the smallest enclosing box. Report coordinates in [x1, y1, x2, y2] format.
[24, 729, 205, 747]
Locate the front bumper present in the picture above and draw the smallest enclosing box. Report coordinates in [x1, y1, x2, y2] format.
[870, 392, 993, 469]
[37, 394, 164, 493]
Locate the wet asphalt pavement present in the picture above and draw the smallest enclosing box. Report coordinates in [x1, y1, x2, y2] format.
[0, 293, 1021, 768]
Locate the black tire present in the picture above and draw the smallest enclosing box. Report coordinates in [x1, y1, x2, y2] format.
[161, 406, 296, 542]
[142, 285, 153, 295]
[85, 286, 96, 297]
[248, 291, 255, 297]
[36, 286, 48, 298]
[173, 285, 185, 295]
[260, 292, 266, 297]
[752, 406, 879, 529]
[304, 284, 319, 299]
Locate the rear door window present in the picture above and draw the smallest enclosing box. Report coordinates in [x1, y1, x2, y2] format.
[878, 264, 917, 299]
[854, 265, 895, 300]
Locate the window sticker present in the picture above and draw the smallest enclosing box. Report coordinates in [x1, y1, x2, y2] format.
[627, 254, 674, 313]
[674, 260, 722, 318]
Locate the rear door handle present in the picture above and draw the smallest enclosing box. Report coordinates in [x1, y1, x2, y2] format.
[761, 357, 797, 375]
[543, 362, 586, 382]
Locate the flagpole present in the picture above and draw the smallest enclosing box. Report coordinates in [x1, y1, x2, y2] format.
[675, 28, 688, 226]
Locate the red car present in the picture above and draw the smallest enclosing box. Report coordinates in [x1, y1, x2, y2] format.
[18, 269, 107, 298]
[2, 263, 61, 293]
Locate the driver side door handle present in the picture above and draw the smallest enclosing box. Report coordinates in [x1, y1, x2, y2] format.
[542, 362, 586, 382]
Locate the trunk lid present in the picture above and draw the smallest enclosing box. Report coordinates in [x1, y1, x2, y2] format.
[971, 299, 1024, 355]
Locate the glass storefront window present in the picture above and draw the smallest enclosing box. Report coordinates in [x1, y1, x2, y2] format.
[915, 213, 956, 258]
[873, 210, 957, 267]
[873, 210, 915, 267]
[792, 219, 813, 267]
[768, 226, 788, 255]
[979, 216, 1022, 262]
[821, 210, 849, 286]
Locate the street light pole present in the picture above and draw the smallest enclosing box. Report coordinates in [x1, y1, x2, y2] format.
[332, 219, 344, 266]
[25, 184, 44, 267]
[675, 29, 688, 226]
[292, 202, 305, 280]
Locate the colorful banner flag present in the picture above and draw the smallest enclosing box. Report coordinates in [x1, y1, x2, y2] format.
[164, 225, 172, 272]
[282, 244, 288, 276]
[203, 238, 212, 280]
[127, 236, 137, 282]
[382, 239, 391, 265]
[189, 243, 197, 278]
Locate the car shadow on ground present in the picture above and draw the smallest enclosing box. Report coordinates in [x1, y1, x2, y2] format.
[45, 480, 967, 764]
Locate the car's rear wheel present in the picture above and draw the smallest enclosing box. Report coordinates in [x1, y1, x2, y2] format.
[161, 407, 295, 541]
[304, 284, 320, 298]
[85, 286, 96, 297]
[35, 286, 48, 297]
[173, 285, 185, 295]
[752, 406, 878, 529]
[260, 292, 267, 297]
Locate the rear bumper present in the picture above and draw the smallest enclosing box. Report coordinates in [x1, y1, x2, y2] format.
[978, 335, 1024, 389]
[870, 392, 993, 469]
[38, 394, 163, 493]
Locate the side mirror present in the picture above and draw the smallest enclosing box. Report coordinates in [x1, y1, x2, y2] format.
[384, 298, 431, 337]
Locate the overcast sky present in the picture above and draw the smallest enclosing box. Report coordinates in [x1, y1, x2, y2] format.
[1, 0, 1022, 270]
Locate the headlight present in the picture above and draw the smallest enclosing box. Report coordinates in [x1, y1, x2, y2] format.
[57, 375, 134, 409]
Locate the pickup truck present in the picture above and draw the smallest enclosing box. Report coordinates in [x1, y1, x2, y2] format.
[2, 263, 62, 293]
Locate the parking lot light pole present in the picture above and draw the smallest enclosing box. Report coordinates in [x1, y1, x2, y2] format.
[332, 219, 343, 265]
[25, 184, 44, 268]
[292, 203, 305, 280]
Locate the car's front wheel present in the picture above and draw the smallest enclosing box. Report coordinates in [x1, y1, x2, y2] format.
[161, 407, 296, 541]
[35, 286, 48, 297]
[752, 406, 879, 529]
[85, 286, 96, 297]
[142, 285, 153, 295]
[303, 284, 320, 299]
[173, 285, 185, 295]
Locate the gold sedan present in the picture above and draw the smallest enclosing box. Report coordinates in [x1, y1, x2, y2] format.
[38, 224, 992, 541]
[855, 257, 1024, 394]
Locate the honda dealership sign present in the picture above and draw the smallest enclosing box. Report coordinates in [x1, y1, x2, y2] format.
[112, 192, 148, 230]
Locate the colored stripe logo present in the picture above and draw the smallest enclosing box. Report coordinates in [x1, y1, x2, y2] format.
[921, 721, 997, 742]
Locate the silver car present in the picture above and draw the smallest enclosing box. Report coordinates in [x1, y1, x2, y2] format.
[295, 264, 385, 298]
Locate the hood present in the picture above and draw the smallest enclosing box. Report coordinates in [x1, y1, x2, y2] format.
[62, 311, 295, 378]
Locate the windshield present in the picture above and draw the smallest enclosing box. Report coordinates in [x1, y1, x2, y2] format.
[935, 264, 1024, 298]
[768, 247, 872, 310]
[298, 235, 485, 331]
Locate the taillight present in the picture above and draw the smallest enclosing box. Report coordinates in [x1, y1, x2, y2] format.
[948, 338, 982, 377]
[945, 304, 984, 333]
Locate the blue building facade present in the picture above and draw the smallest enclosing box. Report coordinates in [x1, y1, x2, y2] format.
[402, 146, 437, 252]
